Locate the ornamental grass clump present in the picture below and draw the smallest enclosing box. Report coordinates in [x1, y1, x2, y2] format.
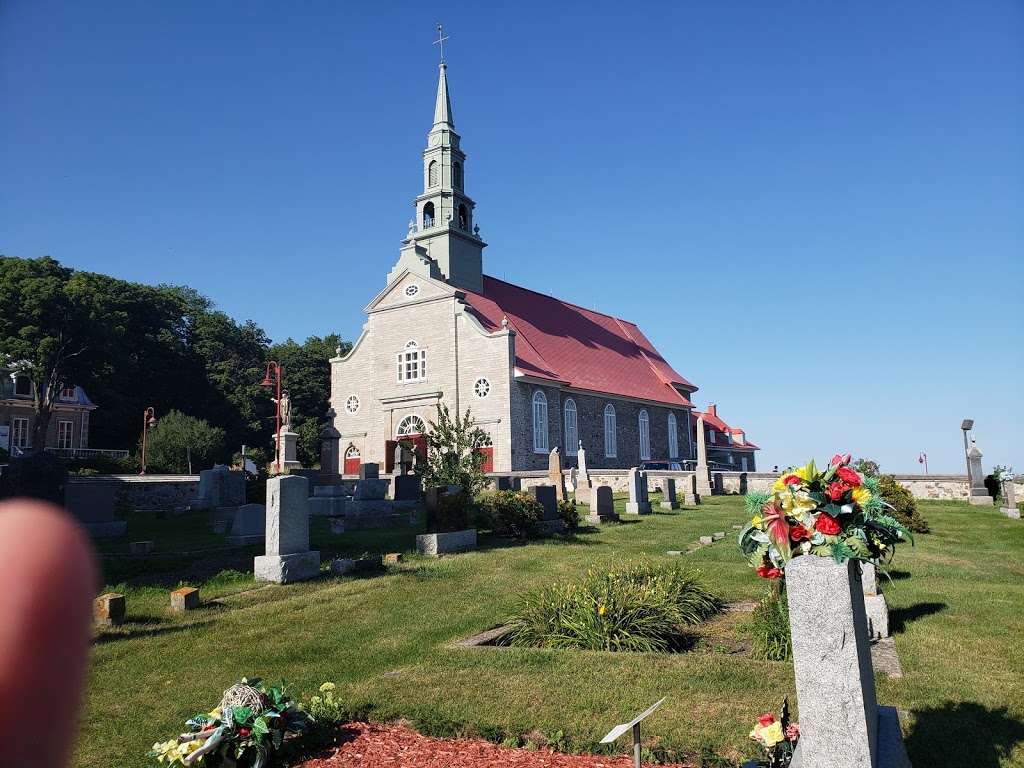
[504, 561, 718, 652]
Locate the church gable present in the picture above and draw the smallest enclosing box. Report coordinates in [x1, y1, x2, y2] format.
[369, 270, 456, 313]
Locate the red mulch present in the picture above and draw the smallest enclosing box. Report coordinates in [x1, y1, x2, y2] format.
[292, 722, 697, 768]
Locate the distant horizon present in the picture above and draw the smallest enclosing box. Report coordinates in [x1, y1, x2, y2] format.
[2, 2, 1021, 475]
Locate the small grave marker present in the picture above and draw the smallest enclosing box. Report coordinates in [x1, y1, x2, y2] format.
[94, 593, 125, 626]
[129, 540, 154, 554]
[170, 587, 200, 611]
[384, 552, 402, 565]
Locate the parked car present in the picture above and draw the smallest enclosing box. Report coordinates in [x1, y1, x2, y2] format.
[639, 461, 683, 471]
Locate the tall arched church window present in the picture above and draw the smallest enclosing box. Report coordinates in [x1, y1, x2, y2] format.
[564, 398, 578, 456]
[458, 204, 468, 230]
[397, 415, 427, 436]
[668, 413, 679, 459]
[533, 391, 548, 453]
[604, 404, 617, 458]
[423, 202, 435, 229]
[453, 162, 463, 189]
[639, 410, 651, 461]
[428, 160, 439, 187]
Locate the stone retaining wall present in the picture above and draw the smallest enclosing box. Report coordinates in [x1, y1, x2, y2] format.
[67, 474, 201, 509]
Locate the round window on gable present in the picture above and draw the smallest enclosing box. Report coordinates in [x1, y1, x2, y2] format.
[345, 395, 360, 413]
[404, 284, 420, 297]
[473, 378, 490, 398]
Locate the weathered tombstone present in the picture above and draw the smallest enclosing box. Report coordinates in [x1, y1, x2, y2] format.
[65, 479, 125, 537]
[568, 467, 578, 495]
[548, 447, 566, 501]
[346, 475, 399, 528]
[0, 450, 67, 504]
[739, 472, 749, 495]
[575, 441, 593, 506]
[860, 561, 890, 639]
[170, 587, 200, 611]
[1000, 476, 1020, 519]
[330, 557, 355, 575]
[318, 425, 342, 486]
[393, 474, 422, 501]
[226, 503, 267, 545]
[712, 473, 724, 494]
[129, 540, 154, 554]
[383, 552, 402, 565]
[359, 462, 379, 480]
[586, 485, 618, 524]
[254, 475, 320, 583]
[967, 437, 993, 505]
[786, 557, 911, 768]
[625, 469, 652, 514]
[683, 474, 700, 506]
[694, 416, 713, 497]
[94, 593, 125, 626]
[308, 484, 346, 517]
[192, 465, 246, 509]
[660, 478, 679, 510]
[699, 535, 713, 545]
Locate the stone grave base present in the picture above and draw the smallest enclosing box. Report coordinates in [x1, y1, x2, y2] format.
[585, 513, 619, 525]
[84, 521, 127, 538]
[254, 552, 320, 584]
[624, 502, 652, 514]
[346, 513, 406, 530]
[790, 706, 910, 768]
[537, 519, 564, 534]
[391, 499, 419, 510]
[309, 495, 346, 517]
[416, 529, 477, 556]
[660, 501, 679, 510]
[968, 494, 994, 506]
[1001, 506, 1021, 519]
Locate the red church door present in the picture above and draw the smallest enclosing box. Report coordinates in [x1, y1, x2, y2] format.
[343, 445, 361, 475]
[476, 446, 494, 473]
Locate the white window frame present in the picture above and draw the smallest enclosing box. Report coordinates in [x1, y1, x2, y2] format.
[532, 390, 548, 453]
[668, 412, 679, 459]
[639, 409, 650, 461]
[397, 414, 427, 436]
[57, 420, 74, 450]
[564, 398, 578, 456]
[345, 395, 360, 413]
[396, 341, 427, 383]
[11, 417, 29, 449]
[60, 386, 76, 400]
[473, 378, 491, 398]
[709, 429, 716, 443]
[604, 404, 617, 458]
[428, 160, 439, 187]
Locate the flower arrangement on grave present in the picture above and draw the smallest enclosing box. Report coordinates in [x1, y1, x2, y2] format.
[148, 678, 307, 767]
[739, 454, 912, 579]
[749, 699, 799, 768]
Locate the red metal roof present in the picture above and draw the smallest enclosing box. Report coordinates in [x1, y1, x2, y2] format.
[462, 276, 696, 407]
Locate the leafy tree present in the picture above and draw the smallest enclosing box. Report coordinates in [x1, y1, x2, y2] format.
[852, 457, 880, 478]
[141, 409, 227, 474]
[415, 404, 489, 497]
[266, 334, 349, 465]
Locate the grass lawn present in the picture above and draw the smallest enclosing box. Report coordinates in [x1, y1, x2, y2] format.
[76, 496, 1024, 767]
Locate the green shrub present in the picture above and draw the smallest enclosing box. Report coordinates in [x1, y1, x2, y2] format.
[64, 454, 141, 474]
[877, 474, 929, 533]
[504, 561, 718, 652]
[557, 500, 581, 531]
[750, 584, 791, 661]
[480, 490, 542, 537]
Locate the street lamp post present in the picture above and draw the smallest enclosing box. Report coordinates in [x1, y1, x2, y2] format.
[140, 407, 158, 475]
[918, 452, 928, 474]
[261, 361, 282, 472]
[961, 419, 974, 485]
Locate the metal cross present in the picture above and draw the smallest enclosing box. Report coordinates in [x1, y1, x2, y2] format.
[433, 23, 449, 62]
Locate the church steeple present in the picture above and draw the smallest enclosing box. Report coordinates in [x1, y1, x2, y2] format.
[407, 34, 486, 294]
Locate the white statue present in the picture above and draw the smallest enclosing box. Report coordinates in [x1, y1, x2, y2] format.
[577, 440, 587, 477]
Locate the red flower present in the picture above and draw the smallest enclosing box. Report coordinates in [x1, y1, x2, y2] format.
[786, 724, 801, 740]
[830, 453, 852, 467]
[756, 564, 782, 579]
[827, 482, 849, 501]
[782, 474, 801, 486]
[789, 524, 811, 541]
[835, 466, 861, 486]
[239, 728, 250, 737]
[815, 512, 841, 535]
[756, 714, 777, 727]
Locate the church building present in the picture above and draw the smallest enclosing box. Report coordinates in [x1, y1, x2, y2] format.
[330, 54, 737, 474]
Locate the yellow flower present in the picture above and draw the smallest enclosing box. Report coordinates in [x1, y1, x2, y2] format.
[852, 486, 871, 506]
[760, 721, 785, 747]
[598, 604, 606, 616]
[310, 696, 322, 706]
[208, 707, 222, 719]
[752, 515, 762, 527]
[319, 682, 336, 693]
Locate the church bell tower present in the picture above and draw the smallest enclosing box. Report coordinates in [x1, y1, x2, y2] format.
[409, 45, 486, 294]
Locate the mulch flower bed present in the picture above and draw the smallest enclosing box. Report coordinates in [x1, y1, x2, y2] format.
[293, 722, 696, 768]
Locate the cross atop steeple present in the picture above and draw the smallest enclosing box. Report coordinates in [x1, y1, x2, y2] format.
[433, 23, 449, 63]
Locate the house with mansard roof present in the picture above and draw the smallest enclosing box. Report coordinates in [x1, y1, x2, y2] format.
[0, 367, 97, 456]
[693, 403, 759, 472]
[330, 53, 749, 473]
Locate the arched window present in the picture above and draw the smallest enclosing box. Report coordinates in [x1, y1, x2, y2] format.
[458, 203, 468, 230]
[428, 160, 439, 187]
[453, 162, 463, 189]
[423, 202, 435, 228]
[604, 404, 617, 458]
[564, 398, 578, 456]
[397, 414, 427, 436]
[639, 410, 650, 461]
[668, 413, 679, 459]
[397, 341, 426, 382]
[533, 390, 548, 453]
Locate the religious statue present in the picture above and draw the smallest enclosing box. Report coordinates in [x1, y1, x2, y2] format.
[577, 440, 588, 477]
[277, 390, 292, 429]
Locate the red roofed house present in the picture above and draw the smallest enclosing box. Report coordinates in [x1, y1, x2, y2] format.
[329, 56, 701, 472]
[694, 404, 760, 473]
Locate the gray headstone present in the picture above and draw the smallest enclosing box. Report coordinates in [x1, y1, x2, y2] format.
[548, 447, 565, 501]
[359, 462, 379, 480]
[529, 485, 558, 520]
[65, 481, 117, 524]
[266, 475, 309, 556]
[625, 468, 652, 514]
[660, 478, 679, 510]
[1000, 478, 1020, 518]
[393, 474, 421, 501]
[586, 485, 616, 522]
[712, 472, 724, 494]
[226, 503, 267, 545]
[353, 478, 388, 500]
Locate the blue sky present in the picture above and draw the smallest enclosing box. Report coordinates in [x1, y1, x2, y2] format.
[2, 1, 1021, 474]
